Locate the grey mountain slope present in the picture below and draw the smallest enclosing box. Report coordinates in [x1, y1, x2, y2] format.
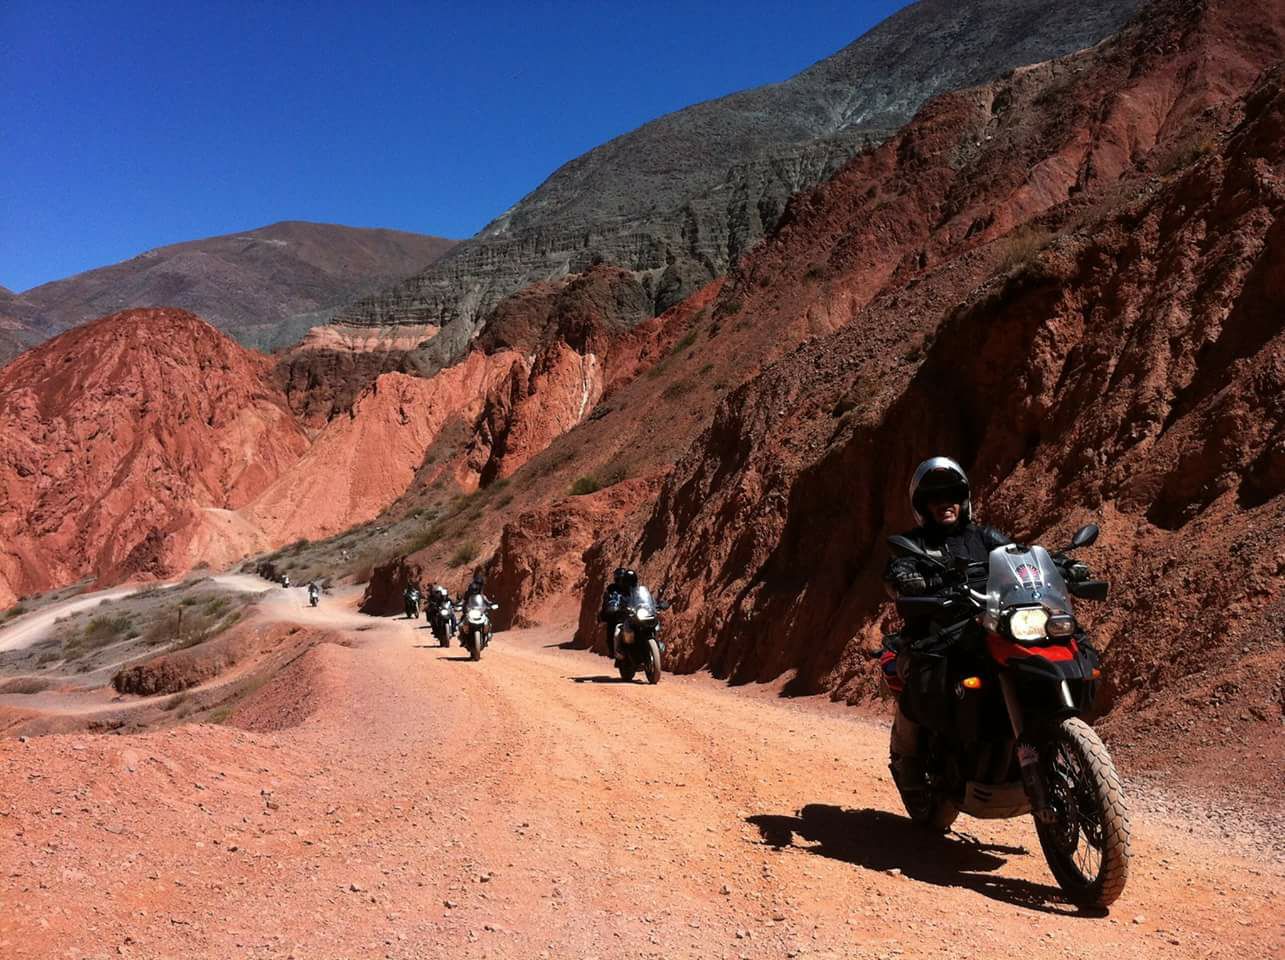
[2, 221, 455, 362]
[336, 0, 1143, 367]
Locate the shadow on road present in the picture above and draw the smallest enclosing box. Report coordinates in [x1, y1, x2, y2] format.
[570, 675, 633, 684]
[439, 655, 479, 663]
[747, 805, 1099, 917]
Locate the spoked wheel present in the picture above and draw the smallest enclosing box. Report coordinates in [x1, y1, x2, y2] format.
[1036, 718, 1131, 908]
[644, 637, 662, 685]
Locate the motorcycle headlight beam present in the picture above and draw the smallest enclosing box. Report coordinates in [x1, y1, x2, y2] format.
[1008, 607, 1050, 641]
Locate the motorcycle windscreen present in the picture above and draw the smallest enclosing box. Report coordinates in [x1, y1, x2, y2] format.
[629, 585, 656, 616]
[984, 544, 1071, 623]
[465, 595, 489, 612]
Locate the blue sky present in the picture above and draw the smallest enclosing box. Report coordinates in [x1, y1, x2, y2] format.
[1, 1, 909, 292]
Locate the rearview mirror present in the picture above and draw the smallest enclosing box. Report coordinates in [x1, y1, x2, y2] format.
[1070, 523, 1099, 549]
[657, 601, 671, 611]
[1069, 580, 1109, 601]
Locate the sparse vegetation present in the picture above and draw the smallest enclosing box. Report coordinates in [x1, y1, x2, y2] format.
[714, 297, 744, 318]
[995, 225, 1052, 274]
[569, 475, 603, 496]
[62, 614, 138, 659]
[448, 541, 479, 568]
[671, 330, 698, 355]
[662, 379, 695, 401]
[1163, 132, 1218, 174]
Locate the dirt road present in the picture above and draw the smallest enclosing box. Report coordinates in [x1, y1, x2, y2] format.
[0, 601, 1279, 959]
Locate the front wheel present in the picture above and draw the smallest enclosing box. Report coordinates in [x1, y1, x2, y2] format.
[1036, 717, 1131, 908]
[644, 637, 662, 685]
[469, 632, 481, 661]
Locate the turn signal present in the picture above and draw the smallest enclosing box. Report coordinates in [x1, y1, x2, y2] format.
[1091, 668, 1102, 680]
[961, 676, 984, 690]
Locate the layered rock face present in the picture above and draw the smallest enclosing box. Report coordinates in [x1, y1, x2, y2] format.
[333, 0, 1144, 368]
[1, 221, 455, 362]
[0, 309, 310, 607]
[551, 0, 1284, 756]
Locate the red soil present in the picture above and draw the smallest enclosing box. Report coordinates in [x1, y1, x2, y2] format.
[0, 309, 309, 607]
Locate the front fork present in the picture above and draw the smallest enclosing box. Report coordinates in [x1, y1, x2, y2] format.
[999, 673, 1057, 825]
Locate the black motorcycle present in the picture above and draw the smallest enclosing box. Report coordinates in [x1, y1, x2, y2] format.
[308, 584, 320, 608]
[612, 585, 668, 684]
[404, 588, 421, 620]
[885, 523, 1129, 908]
[428, 591, 456, 647]
[460, 595, 498, 661]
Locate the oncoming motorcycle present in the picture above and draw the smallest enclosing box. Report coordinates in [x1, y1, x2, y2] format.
[612, 585, 668, 684]
[885, 523, 1130, 908]
[459, 595, 498, 661]
[428, 588, 456, 648]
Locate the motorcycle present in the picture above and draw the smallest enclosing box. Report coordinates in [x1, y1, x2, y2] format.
[308, 585, 320, 608]
[429, 592, 456, 647]
[404, 588, 421, 620]
[459, 595, 498, 661]
[884, 523, 1129, 908]
[612, 585, 668, 684]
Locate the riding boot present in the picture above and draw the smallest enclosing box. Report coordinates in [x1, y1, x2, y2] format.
[889, 703, 933, 820]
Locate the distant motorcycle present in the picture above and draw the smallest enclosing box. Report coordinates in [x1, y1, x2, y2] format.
[613, 585, 668, 684]
[404, 588, 421, 620]
[884, 523, 1129, 908]
[429, 593, 456, 647]
[308, 584, 320, 607]
[459, 595, 498, 661]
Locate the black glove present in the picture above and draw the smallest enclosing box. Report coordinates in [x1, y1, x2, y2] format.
[1066, 561, 1091, 583]
[886, 558, 944, 597]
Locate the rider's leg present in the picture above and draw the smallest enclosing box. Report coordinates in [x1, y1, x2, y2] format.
[889, 701, 933, 815]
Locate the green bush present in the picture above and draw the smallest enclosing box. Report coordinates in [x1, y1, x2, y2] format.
[662, 379, 695, 401]
[670, 330, 698, 355]
[569, 475, 602, 496]
[448, 542, 479, 568]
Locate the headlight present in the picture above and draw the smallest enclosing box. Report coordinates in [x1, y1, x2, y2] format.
[468, 611, 485, 624]
[1046, 614, 1076, 638]
[1008, 608, 1049, 641]
[634, 608, 655, 622]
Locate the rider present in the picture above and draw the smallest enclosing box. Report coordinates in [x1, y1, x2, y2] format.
[463, 571, 487, 603]
[882, 457, 1011, 818]
[428, 582, 455, 634]
[460, 572, 496, 645]
[403, 582, 421, 616]
[597, 567, 637, 661]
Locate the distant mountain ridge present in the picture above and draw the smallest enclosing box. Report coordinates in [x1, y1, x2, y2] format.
[0, 221, 455, 362]
[334, 0, 1144, 369]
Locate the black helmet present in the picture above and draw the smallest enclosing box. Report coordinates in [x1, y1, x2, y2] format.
[615, 568, 638, 591]
[909, 457, 971, 526]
